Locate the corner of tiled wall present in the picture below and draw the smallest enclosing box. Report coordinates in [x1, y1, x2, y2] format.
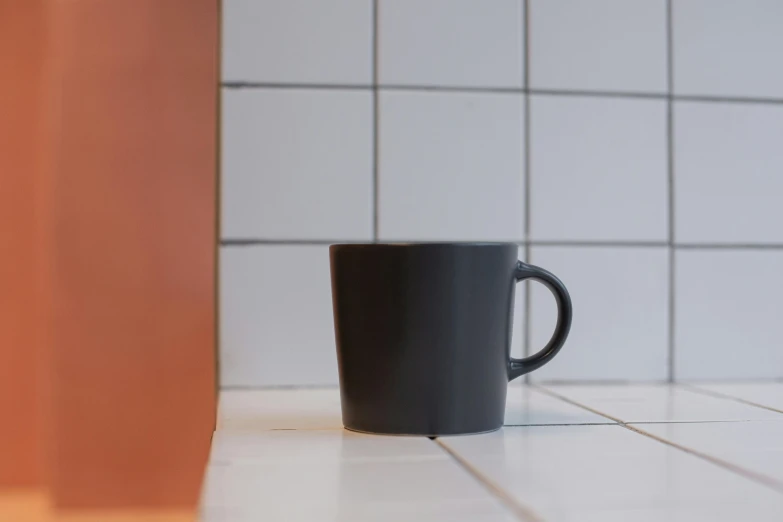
[220, 0, 783, 387]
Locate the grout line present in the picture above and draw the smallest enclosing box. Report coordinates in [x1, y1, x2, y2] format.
[668, 248, 676, 381]
[220, 239, 362, 246]
[666, 0, 675, 97]
[219, 82, 659, 99]
[530, 88, 665, 100]
[676, 243, 783, 250]
[505, 422, 614, 427]
[221, 82, 783, 106]
[625, 419, 781, 425]
[504, 419, 770, 427]
[523, 0, 529, 92]
[383, 84, 523, 95]
[221, 81, 370, 90]
[681, 384, 783, 416]
[531, 239, 668, 248]
[528, 379, 665, 386]
[676, 93, 783, 105]
[219, 239, 665, 247]
[219, 239, 783, 249]
[219, 381, 776, 392]
[534, 385, 783, 494]
[372, 0, 380, 241]
[522, 0, 532, 367]
[666, 0, 676, 383]
[434, 439, 543, 522]
[219, 239, 529, 246]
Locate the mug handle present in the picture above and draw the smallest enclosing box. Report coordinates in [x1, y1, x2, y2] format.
[508, 261, 573, 381]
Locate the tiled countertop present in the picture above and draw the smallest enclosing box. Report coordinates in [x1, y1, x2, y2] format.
[200, 383, 783, 521]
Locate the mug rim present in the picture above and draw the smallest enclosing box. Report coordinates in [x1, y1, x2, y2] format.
[330, 241, 518, 249]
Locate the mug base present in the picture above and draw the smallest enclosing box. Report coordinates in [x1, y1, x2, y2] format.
[343, 424, 503, 437]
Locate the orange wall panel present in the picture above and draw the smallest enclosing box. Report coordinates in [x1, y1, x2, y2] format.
[0, 0, 47, 490]
[47, 0, 217, 509]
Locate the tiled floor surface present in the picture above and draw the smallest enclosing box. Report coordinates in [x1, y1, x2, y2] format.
[201, 383, 783, 521]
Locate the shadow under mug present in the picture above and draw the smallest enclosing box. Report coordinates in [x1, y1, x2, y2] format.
[330, 242, 572, 436]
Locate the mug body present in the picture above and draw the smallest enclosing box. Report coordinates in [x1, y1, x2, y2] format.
[329, 242, 518, 436]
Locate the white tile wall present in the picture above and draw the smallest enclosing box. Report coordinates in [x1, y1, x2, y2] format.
[378, 0, 524, 88]
[220, 245, 337, 387]
[221, 0, 783, 386]
[530, 247, 669, 381]
[222, 0, 372, 84]
[529, 0, 667, 93]
[675, 250, 783, 380]
[378, 91, 524, 241]
[530, 95, 668, 241]
[673, 0, 783, 98]
[221, 89, 373, 240]
[674, 102, 783, 244]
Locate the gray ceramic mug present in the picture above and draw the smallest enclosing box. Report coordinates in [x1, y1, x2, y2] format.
[330, 242, 572, 436]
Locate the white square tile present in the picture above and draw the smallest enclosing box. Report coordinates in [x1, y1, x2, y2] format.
[504, 383, 612, 425]
[675, 250, 783, 380]
[209, 429, 438, 466]
[217, 388, 343, 431]
[219, 245, 338, 386]
[222, 0, 372, 84]
[541, 384, 782, 422]
[576, 503, 782, 522]
[326, 500, 517, 522]
[440, 425, 783, 521]
[640, 421, 783, 489]
[691, 383, 783, 413]
[530, 95, 668, 241]
[201, 430, 516, 521]
[378, 91, 524, 241]
[529, 247, 669, 381]
[529, 0, 667, 92]
[673, 1, 783, 98]
[378, 0, 523, 88]
[221, 89, 373, 240]
[674, 102, 783, 244]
